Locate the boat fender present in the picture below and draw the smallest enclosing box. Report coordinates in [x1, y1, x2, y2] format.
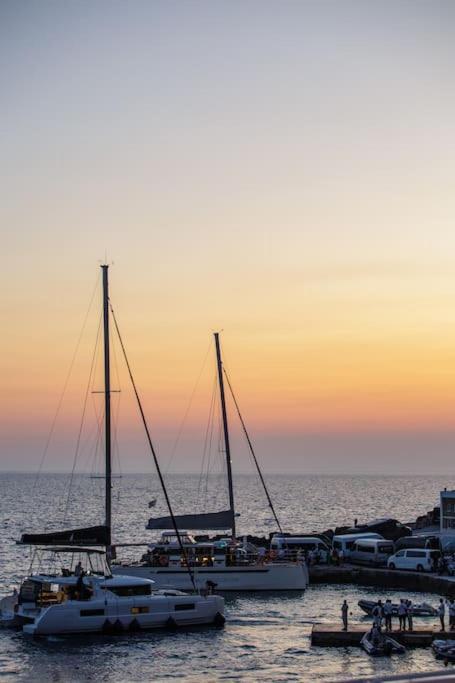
[102, 619, 116, 634]
[213, 612, 225, 627]
[165, 616, 178, 630]
[113, 619, 124, 633]
[129, 618, 141, 632]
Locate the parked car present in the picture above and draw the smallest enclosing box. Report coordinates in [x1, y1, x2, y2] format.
[332, 533, 383, 559]
[349, 538, 395, 567]
[387, 548, 440, 572]
[270, 534, 330, 562]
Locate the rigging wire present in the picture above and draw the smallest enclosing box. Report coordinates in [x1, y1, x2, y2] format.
[164, 338, 212, 475]
[108, 301, 198, 594]
[198, 372, 217, 498]
[62, 313, 102, 523]
[33, 272, 100, 489]
[223, 367, 283, 534]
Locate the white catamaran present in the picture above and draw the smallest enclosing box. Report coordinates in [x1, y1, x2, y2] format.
[112, 333, 309, 591]
[0, 265, 225, 635]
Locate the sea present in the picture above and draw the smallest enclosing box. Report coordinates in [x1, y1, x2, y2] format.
[0, 472, 453, 682]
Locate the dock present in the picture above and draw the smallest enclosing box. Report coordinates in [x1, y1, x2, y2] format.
[311, 623, 454, 648]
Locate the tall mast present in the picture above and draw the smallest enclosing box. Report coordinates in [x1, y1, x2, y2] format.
[214, 332, 236, 538]
[101, 265, 112, 545]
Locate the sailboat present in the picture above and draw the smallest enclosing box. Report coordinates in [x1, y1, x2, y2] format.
[112, 333, 309, 591]
[0, 265, 225, 635]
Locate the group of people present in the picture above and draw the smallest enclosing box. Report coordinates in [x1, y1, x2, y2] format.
[371, 599, 414, 632]
[341, 597, 455, 632]
[436, 597, 455, 631]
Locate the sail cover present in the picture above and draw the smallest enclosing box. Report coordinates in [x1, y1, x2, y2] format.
[20, 525, 110, 546]
[147, 510, 234, 531]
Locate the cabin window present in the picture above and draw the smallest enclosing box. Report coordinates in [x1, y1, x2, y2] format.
[174, 603, 195, 611]
[104, 585, 152, 597]
[131, 606, 149, 614]
[80, 609, 105, 617]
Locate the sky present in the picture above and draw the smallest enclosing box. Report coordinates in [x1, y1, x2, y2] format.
[1, 0, 455, 474]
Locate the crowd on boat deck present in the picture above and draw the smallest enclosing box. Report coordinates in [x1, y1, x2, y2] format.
[341, 598, 455, 632]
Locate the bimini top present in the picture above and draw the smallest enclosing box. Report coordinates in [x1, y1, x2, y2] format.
[40, 546, 106, 555]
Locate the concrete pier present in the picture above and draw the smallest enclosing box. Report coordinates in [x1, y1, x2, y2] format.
[309, 564, 455, 597]
[311, 623, 454, 648]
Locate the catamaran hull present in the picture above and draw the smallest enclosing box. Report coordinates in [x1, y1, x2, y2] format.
[19, 594, 224, 636]
[112, 563, 309, 591]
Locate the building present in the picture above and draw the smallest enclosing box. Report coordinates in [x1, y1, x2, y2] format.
[440, 490, 455, 546]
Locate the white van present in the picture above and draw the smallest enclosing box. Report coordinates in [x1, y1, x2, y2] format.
[332, 533, 383, 559]
[270, 535, 330, 563]
[349, 538, 395, 567]
[387, 548, 439, 572]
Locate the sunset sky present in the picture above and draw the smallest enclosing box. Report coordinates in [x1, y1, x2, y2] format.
[2, 1, 455, 474]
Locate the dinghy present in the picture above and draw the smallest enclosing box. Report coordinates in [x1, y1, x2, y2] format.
[358, 599, 436, 617]
[432, 639, 455, 660]
[360, 630, 405, 656]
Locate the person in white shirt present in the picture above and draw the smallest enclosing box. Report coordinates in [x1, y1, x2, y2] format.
[257, 546, 266, 565]
[398, 599, 407, 631]
[383, 599, 393, 632]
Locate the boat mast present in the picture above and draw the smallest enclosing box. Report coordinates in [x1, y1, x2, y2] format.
[214, 332, 236, 538]
[101, 265, 112, 546]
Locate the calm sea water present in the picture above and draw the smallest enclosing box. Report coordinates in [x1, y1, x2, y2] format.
[0, 472, 453, 682]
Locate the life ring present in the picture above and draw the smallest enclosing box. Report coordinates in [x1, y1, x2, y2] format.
[269, 550, 277, 560]
[159, 555, 168, 567]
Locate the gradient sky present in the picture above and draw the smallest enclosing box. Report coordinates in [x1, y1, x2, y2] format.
[2, 0, 455, 474]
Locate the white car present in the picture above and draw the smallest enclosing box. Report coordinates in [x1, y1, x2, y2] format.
[387, 548, 439, 572]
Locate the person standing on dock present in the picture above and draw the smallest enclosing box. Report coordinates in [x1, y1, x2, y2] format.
[372, 600, 383, 628]
[398, 599, 407, 631]
[438, 598, 446, 631]
[407, 600, 414, 631]
[341, 600, 349, 631]
[383, 599, 393, 632]
[449, 599, 455, 631]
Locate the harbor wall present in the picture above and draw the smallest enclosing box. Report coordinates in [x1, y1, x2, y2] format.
[309, 564, 455, 596]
